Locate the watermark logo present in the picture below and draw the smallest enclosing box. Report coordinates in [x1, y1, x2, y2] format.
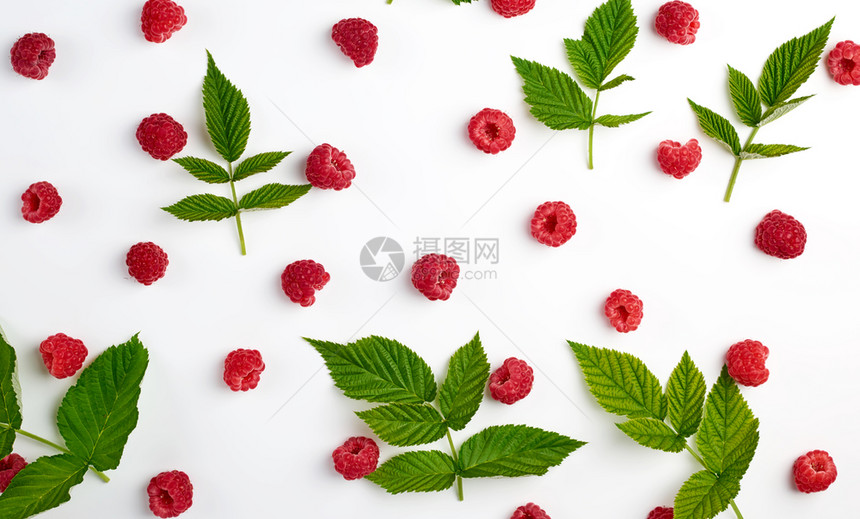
[413, 236, 500, 280]
[360, 237, 405, 282]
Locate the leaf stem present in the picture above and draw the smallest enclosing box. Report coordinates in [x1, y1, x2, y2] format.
[227, 162, 247, 255]
[445, 428, 463, 501]
[9, 425, 110, 482]
[587, 90, 601, 170]
[724, 127, 759, 202]
[683, 442, 742, 519]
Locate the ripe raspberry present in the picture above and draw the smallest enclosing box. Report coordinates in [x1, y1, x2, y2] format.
[332, 436, 379, 480]
[647, 507, 674, 519]
[136, 113, 187, 160]
[655, 1, 700, 45]
[489, 358, 534, 405]
[0, 453, 27, 492]
[468, 108, 516, 154]
[511, 502, 551, 519]
[21, 181, 62, 223]
[605, 289, 644, 333]
[223, 349, 265, 391]
[10, 33, 55, 80]
[39, 333, 88, 379]
[141, 0, 187, 43]
[827, 41, 860, 86]
[331, 18, 378, 68]
[794, 450, 837, 493]
[126, 242, 169, 285]
[530, 201, 577, 247]
[305, 143, 356, 190]
[147, 470, 193, 518]
[657, 139, 702, 179]
[726, 339, 769, 387]
[281, 260, 330, 307]
[754, 210, 806, 259]
[491, 0, 537, 18]
[411, 254, 460, 301]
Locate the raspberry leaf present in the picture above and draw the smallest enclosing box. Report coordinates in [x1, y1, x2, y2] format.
[438, 332, 489, 431]
[666, 351, 706, 438]
[616, 418, 685, 453]
[203, 51, 251, 163]
[511, 57, 593, 130]
[564, 0, 638, 90]
[673, 470, 740, 519]
[365, 450, 456, 494]
[758, 19, 834, 107]
[0, 453, 88, 519]
[172, 157, 230, 184]
[0, 329, 23, 458]
[162, 194, 239, 221]
[457, 425, 584, 478]
[687, 99, 741, 155]
[757, 95, 813, 126]
[738, 143, 808, 160]
[727, 66, 762, 127]
[355, 404, 447, 447]
[593, 112, 651, 128]
[237, 183, 311, 211]
[598, 74, 634, 91]
[233, 151, 291, 182]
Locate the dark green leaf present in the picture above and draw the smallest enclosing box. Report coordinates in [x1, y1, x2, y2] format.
[458, 425, 585, 478]
[598, 74, 634, 91]
[758, 95, 813, 126]
[450, 0, 473, 4]
[512, 56, 593, 130]
[758, 19, 833, 106]
[727, 66, 762, 127]
[666, 351, 706, 437]
[0, 454, 88, 519]
[594, 112, 651, 127]
[233, 151, 291, 182]
[739, 143, 808, 160]
[365, 451, 456, 494]
[616, 418, 686, 453]
[172, 157, 230, 184]
[162, 194, 238, 222]
[564, 0, 638, 89]
[355, 404, 446, 447]
[687, 99, 742, 155]
[0, 327, 23, 459]
[674, 470, 740, 519]
[438, 332, 489, 431]
[203, 51, 252, 162]
[238, 183, 311, 211]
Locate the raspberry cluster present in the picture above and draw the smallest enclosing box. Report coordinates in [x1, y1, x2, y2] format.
[531, 201, 577, 247]
[655, 1, 700, 45]
[147, 470, 193, 518]
[305, 143, 356, 190]
[793, 450, 837, 493]
[281, 260, 330, 307]
[510, 502, 551, 519]
[21, 181, 62, 223]
[223, 349, 266, 391]
[604, 289, 644, 333]
[126, 242, 169, 285]
[657, 139, 702, 179]
[489, 357, 534, 405]
[39, 333, 88, 379]
[10, 33, 56, 80]
[0, 453, 27, 492]
[754, 210, 806, 259]
[468, 108, 516, 154]
[141, 0, 187, 43]
[332, 18, 378, 67]
[411, 254, 460, 301]
[137, 113, 187, 161]
[332, 436, 379, 480]
[726, 340, 769, 387]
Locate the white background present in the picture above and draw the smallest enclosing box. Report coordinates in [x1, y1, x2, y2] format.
[1, 0, 859, 517]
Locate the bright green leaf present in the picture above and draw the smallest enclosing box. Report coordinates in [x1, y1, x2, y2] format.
[355, 404, 446, 447]
[727, 66, 762, 127]
[564, 0, 638, 89]
[674, 470, 740, 519]
[666, 351, 706, 438]
[0, 328, 22, 460]
[172, 157, 230, 184]
[458, 425, 585, 478]
[0, 454, 88, 519]
[758, 95, 813, 126]
[616, 418, 686, 453]
[599, 74, 634, 91]
[162, 194, 238, 222]
[739, 143, 808, 160]
[203, 51, 252, 163]
[594, 112, 651, 127]
[687, 99, 742, 155]
[233, 151, 291, 182]
[238, 183, 311, 211]
[511, 56, 593, 130]
[758, 19, 833, 107]
[365, 451, 456, 494]
[438, 332, 489, 431]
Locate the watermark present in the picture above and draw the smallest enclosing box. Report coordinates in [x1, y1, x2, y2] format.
[413, 236, 500, 280]
[360, 237, 405, 282]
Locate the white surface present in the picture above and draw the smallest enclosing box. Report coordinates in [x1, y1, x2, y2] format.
[1, 0, 859, 517]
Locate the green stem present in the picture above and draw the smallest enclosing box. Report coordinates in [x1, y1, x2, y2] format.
[587, 90, 601, 170]
[227, 162, 247, 255]
[730, 500, 745, 519]
[445, 428, 463, 501]
[12, 426, 110, 483]
[724, 127, 759, 202]
[683, 443, 742, 519]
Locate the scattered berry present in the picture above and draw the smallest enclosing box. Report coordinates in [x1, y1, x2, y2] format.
[647, 507, 674, 519]
[468, 108, 516, 154]
[726, 340, 769, 387]
[126, 242, 169, 285]
[10, 33, 55, 80]
[39, 333, 87, 379]
[793, 450, 837, 493]
[331, 18, 378, 67]
[305, 143, 356, 190]
[223, 349, 265, 391]
[491, 0, 537, 18]
[657, 139, 702, 179]
[0, 453, 27, 492]
[332, 436, 379, 480]
[141, 0, 187, 43]
[511, 502, 551, 519]
[281, 260, 330, 307]
[827, 40, 860, 86]
[21, 181, 62, 223]
[530, 201, 577, 247]
[754, 210, 807, 259]
[147, 470, 193, 518]
[604, 289, 644, 333]
[136, 113, 187, 160]
[655, 1, 700, 45]
[489, 358, 534, 405]
[411, 254, 460, 301]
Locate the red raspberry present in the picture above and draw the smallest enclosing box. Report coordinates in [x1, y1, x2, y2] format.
[511, 502, 551, 519]
[223, 349, 265, 391]
[827, 41, 860, 86]
[147, 470, 193, 518]
[21, 181, 62, 223]
[530, 201, 576, 247]
[655, 1, 700, 45]
[10, 33, 55, 80]
[305, 143, 356, 190]
[126, 242, 169, 286]
[491, 0, 537, 18]
[754, 210, 806, 259]
[725, 340, 769, 387]
[411, 254, 460, 301]
[141, 0, 187, 43]
[657, 139, 702, 179]
[281, 260, 330, 307]
[136, 113, 187, 160]
[0, 453, 27, 492]
[489, 358, 534, 405]
[331, 18, 378, 68]
[332, 436, 379, 480]
[794, 450, 837, 493]
[39, 333, 88, 379]
[647, 507, 674, 519]
[468, 108, 516, 154]
[604, 289, 644, 333]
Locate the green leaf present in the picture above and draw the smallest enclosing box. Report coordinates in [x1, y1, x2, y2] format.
[687, 99, 742, 155]
[438, 332, 489, 431]
[203, 51, 252, 163]
[0, 454, 88, 519]
[739, 143, 808, 160]
[450, 0, 473, 4]
[569, 342, 666, 420]
[564, 0, 638, 89]
[305, 337, 437, 404]
[172, 157, 230, 184]
[162, 194, 238, 222]
[0, 328, 22, 459]
[458, 425, 585, 478]
[616, 418, 685, 453]
[512, 56, 593, 130]
[594, 112, 651, 127]
[758, 19, 833, 107]
[233, 151, 291, 182]
[666, 351, 706, 437]
[355, 404, 446, 447]
[57, 335, 149, 471]
[758, 95, 813, 126]
[238, 183, 311, 211]
[727, 66, 762, 127]
[674, 470, 740, 519]
[598, 74, 634, 91]
[365, 451, 456, 494]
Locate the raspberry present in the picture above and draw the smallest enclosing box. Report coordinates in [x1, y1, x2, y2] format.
[126, 242, 169, 285]
[794, 450, 837, 493]
[754, 210, 806, 259]
[411, 254, 460, 301]
[0, 453, 27, 492]
[604, 289, 644, 333]
[489, 358, 534, 405]
[491, 0, 537, 18]
[530, 201, 577, 247]
[136, 113, 187, 160]
[281, 260, 330, 307]
[657, 139, 702, 179]
[223, 349, 265, 391]
[827, 41, 860, 86]
[305, 143, 356, 190]
[511, 502, 551, 519]
[647, 507, 674, 519]
[332, 436, 379, 480]
[725, 340, 769, 387]
[21, 181, 62, 223]
[147, 470, 193, 518]
[10, 33, 55, 80]
[468, 108, 516, 154]
[39, 333, 88, 379]
[141, 0, 187, 43]
[331, 18, 378, 68]
[655, 1, 700, 45]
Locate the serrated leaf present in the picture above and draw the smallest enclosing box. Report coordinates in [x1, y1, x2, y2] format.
[366, 451, 456, 494]
[569, 342, 666, 420]
[203, 51, 252, 163]
[687, 99, 742, 155]
[458, 425, 585, 478]
[758, 19, 833, 107]
[758, 95, 813, 126]
[594, 112, 651, 127]
[512, 56, 593, 130]
[172, 157, 230, 184]
[233, 151, 291, 182]
[727, 66, 762, 127]
[0, 453, 88, 519]
[438, 332, 489, 431]
[162, 194, 238, 222]
[739, 143, 808, 160]
[0, 328, 23, 459]
[306, 337, 437, 404]
[355, 404, 446, 447]
[450, 0, 473, 4]
[674, 470, 740, 519]
[666, 351, 706, 437]
[238, 183, 311, 211]
[616, 418, 685, 453]
[598, 74, 634, 91]
[564, 0, 638, 89]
